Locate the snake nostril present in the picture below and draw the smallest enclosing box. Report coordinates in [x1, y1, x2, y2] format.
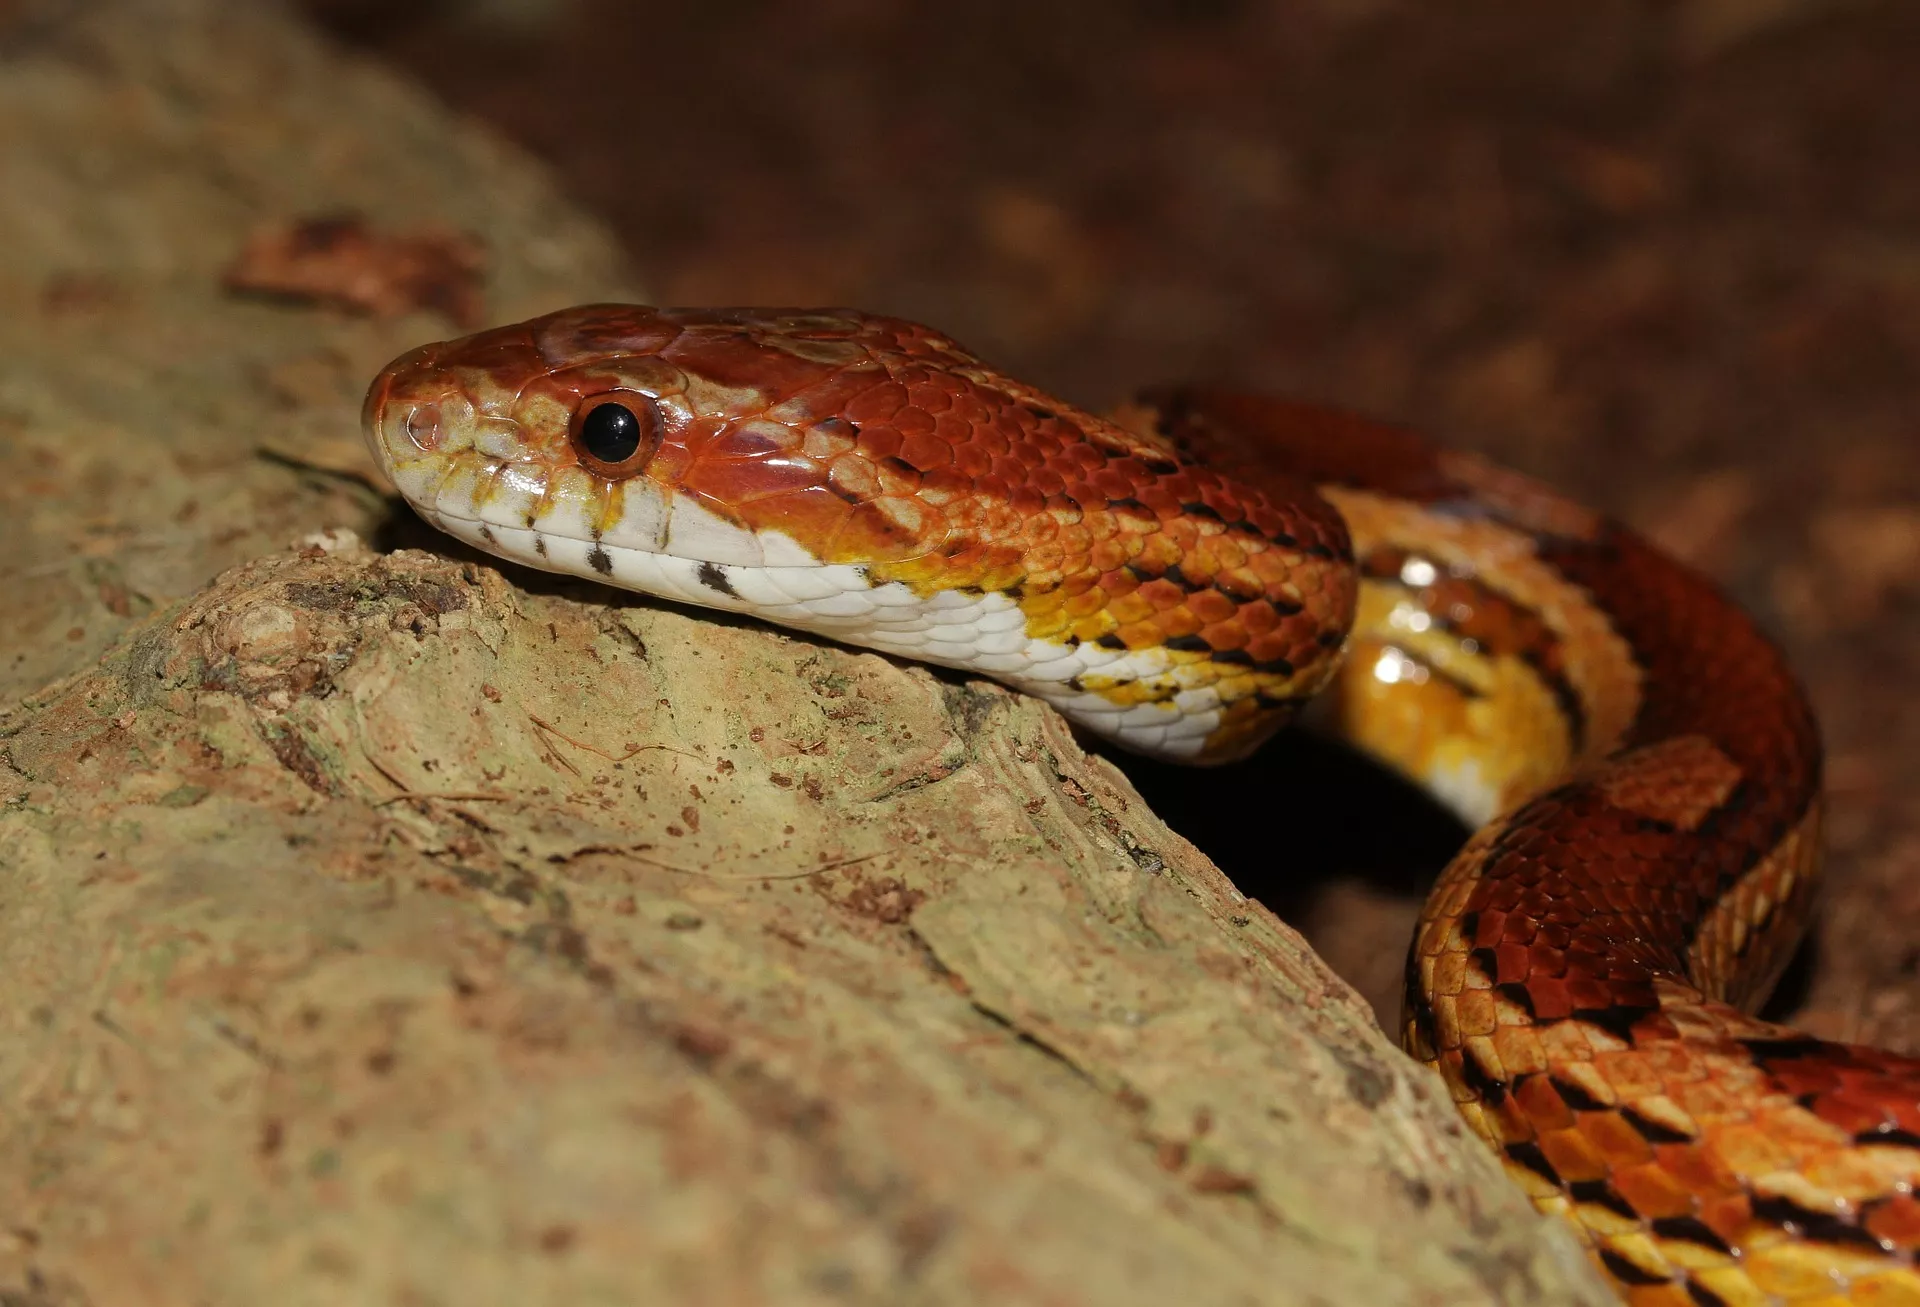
[401, 402, 443, 450]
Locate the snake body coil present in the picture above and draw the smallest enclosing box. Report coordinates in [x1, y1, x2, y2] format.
[364, 305, 1919, 1305]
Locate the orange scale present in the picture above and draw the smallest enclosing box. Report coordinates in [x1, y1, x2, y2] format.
[1617, 1279, 1691, 1307]
[1489, 1097, 1547, 1151]
[1063, 443, 1107, 474]
[946, 415, 991, 451]
[1056, 525, 1095, 555]
[734, 486, 854, 551]
[1538, 1126, 1611, 1184]
[1263, 504, 1313, 538]
[1033, 448, 1072, 477]
[972, 426, 1012, 457]
[1180, 540, 1225, 577]
[1520, 977, 1576, 1021]
[1064, 589, 1110, 621]
[1801, 1093, 1886, 1138]
[1135, 485, 1182, 517]
[1029, 468, 1068, 497]
[1020, 582, 1067, 613]
[875, 459, 923, 497]
[972, 557, 1027, 594]
[652, 414, 713, 463]
[1108, 593, 1156, 626]
[1021, 609, 1072, 642]
[706, 422, 801, 457]
[660, 331, 831, 396]
[1197, 622, 1249, 653]
[1238, 603, 1280, 636]
[893, 406, 936, 438]
[1158, 468, 1202, 499]
[1090, 540, 1136, 574]
[1288, 601, 1342, 640]
[782, 365, 892, 422]
[1191, 486, 1245, 518]
[1189, 592, 1236, 626]
[1246, 545, 1298, 579]
[995, 453, 1042, 483]
[1209, 538, 1250, 570]
[1136, 579, 1187, 613]
[857, 424, 904, 460]
[978, 505, 1024, 544]
[1493, 942, 1535, 983]
[1763, 1057, 1848, 1099]
[1693, 1188, 1757, 1237]
[972, 476, 1012, 507]
[1174, 559, 1220, 592]
[1115, 619, 1167, 648]
[906, 381, 955, 414]
[1160, 608, 1203, 640]
[1135, 534, 1183, 570]
[1069, 614, 1115, 645]
[918, 467, 973, 504]
[933, 498, 985, 535]
[1564, 978, 1626, 1015]
[1007, 486, 1048, 519]
[953, 446, 995, 478]
[1610, 1160, 1699, 1221]
[1864, 1194, 1920, 1248]
[1513, 1074, 1580, 1132]
[834, 499, 945, 562]
[1705, 1123, 1802, 1181]
[845, 380, 907, 423]
[1021, 513, 1060, 546]
[801, 421, 859, 461]
[683, 453, 826, 503]
[1243, 629, 1305, 667]
[1217, 569, 1268, 603]
[827, 456, 881, 501]
[900, 432, 955, 470]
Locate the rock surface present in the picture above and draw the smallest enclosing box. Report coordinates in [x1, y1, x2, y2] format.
[0, 2, 1612, 1304]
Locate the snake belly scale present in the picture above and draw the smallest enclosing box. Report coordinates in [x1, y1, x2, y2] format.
[363, 304, 1920, 1305]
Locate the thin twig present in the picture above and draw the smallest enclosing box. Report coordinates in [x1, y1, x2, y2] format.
[526, 712, 705, 765]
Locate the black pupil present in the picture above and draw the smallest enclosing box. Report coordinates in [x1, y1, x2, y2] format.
[581, 402, 642, 462]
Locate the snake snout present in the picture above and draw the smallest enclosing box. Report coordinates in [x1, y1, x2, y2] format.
[362, 342, 473, 489]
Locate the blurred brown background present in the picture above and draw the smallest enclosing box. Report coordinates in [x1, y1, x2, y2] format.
[306, 0, 1920, 1038]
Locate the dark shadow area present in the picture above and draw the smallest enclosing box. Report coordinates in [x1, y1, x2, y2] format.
[1115, 732, 1466, 919]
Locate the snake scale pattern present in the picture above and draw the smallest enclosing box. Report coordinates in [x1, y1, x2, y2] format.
[363, 304, 1920, 1306]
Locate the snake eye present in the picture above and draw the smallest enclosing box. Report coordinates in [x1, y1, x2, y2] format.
[570, 392, 662, 478]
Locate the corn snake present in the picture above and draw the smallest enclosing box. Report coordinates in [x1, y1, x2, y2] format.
[362, 304, 1918, 1305]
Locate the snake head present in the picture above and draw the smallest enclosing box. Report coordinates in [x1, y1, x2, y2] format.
[361, 303, 969, 580]
[365, 304, 1354, 763]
